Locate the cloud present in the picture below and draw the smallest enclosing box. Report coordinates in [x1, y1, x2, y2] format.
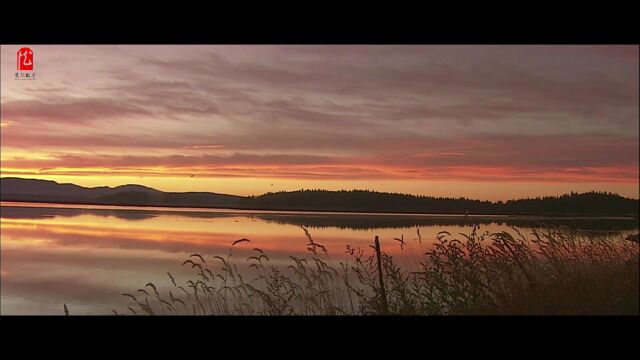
[2, 133, 637, 183]
[1, 45, 637, 192]
[182, 145, 225, 149]
[1, 98, 151, 125]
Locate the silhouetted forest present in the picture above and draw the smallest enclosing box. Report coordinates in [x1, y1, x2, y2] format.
[244, 189, 639, 216]
[2, 178, 638, 216]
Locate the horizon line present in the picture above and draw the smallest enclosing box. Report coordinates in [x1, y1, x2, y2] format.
[2, 176, 638, 202]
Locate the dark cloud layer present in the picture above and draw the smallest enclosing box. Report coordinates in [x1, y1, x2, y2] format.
[1, 45, 638, 189]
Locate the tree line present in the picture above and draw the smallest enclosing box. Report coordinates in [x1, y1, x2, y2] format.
[243, 190, 639, 215]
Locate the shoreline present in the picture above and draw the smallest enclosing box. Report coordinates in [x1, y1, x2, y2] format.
[1, 199, 637, 221]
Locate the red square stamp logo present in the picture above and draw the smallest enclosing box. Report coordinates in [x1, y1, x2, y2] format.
[15, 47, 36, 80]
[17, 47, 34, 70]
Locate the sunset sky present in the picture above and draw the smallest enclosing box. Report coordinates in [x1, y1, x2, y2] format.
[1, 45, 638, 200]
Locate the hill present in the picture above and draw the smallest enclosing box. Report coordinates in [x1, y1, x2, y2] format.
[0, 177, 242, 208]
[1, 177, 638, 216]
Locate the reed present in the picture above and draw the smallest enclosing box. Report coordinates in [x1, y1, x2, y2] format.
[111, 226, 639, 315]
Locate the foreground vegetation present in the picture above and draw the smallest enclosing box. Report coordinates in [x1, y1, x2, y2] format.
[112, 226, 639, 315]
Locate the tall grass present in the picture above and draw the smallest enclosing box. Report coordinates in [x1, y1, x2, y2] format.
[113, 226, 639, 315]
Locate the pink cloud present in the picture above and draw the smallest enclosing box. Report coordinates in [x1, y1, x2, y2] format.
[1, 45, 637, 195]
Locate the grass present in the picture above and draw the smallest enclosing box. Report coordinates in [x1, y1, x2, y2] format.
[110, 226, 639, 315]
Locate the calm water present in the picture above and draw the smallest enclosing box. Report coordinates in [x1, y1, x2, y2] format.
[1, 201, 637, 315]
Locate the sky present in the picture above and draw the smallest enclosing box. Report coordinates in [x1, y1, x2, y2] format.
[1, 45, 638, 201]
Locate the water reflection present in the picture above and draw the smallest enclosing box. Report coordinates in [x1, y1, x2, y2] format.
[2, 202, 636, 231]
[1, 202, 637, 315]
[1, 206, 158, 221]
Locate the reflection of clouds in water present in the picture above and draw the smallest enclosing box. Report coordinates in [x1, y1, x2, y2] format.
[1, 206, 159, 221]
[2, 205, 636, 231]
[1, 220, 313, 255]
[2, 247, 181, 271]
[1, 274, 122, 303]
[0, 235, 319, 315]
[2, 204, 637, 315]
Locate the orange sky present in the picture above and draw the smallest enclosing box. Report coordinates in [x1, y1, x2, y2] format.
[1, 45, 638, 200]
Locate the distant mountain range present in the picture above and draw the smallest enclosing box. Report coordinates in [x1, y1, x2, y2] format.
[0, 177, 242, 208]
[1, 177, 638, 216]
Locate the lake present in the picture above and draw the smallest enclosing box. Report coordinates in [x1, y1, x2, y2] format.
[1, 201, 637, 315]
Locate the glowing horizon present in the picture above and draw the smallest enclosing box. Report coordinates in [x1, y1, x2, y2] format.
[1, 45, 638, 201]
